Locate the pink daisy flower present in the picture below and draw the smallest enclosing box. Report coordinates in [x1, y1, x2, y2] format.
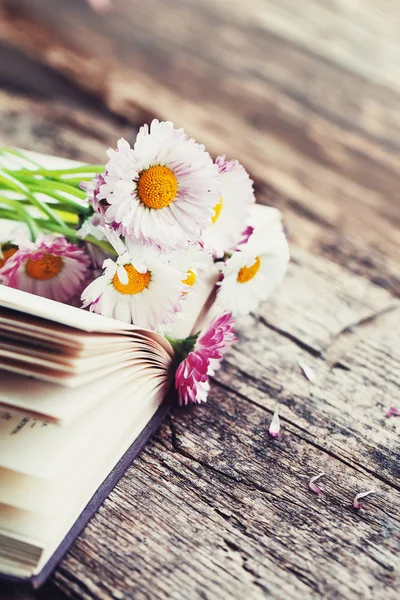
[175, 313, 236, 405]
[0, 234, 90, 304]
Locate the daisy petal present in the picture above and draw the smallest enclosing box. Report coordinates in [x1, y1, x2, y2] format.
[268, 408, 280, 438]
[386, 407, 400, 418]
[353, 490, 375, 510]
[202, 156, 255, 258]
[309, 473, 325, 494]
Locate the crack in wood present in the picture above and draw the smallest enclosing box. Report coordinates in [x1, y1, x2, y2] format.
[330, 304, 399, 343]
[255, 315, 322, 357]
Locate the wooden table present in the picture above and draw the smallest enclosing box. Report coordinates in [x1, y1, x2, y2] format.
[1, 1, 400, 598]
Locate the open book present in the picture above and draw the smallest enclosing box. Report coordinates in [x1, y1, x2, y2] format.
[0, 149, 221, 587]
[0, 282, 213, 586]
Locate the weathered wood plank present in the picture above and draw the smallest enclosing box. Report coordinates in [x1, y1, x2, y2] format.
[217, 254, 400, 490]
[1, 1, 400, 296]
[220, 0, 400, 93]
[49, 238, 400, 599]
[0, 90, 135, 164]
[254, 247, 398, 354]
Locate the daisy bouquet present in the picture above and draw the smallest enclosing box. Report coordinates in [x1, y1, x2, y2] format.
[0, 120, 289, 405]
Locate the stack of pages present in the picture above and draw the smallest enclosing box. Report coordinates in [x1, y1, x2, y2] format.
[0, 284, 175, 585]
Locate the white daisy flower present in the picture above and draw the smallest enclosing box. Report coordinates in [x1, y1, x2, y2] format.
[93, 120, 220, 250]
[201, 156, 255, 258]
[81, 231, 185, 330]
[168, 241, 213, 294]
[216, 207, 289, 316]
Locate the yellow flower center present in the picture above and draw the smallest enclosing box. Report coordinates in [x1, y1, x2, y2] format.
[182, 269, 197, 287]
[112, 264, 150, 295]
[25, 254, 63, 280]
[0, 244, 18, 268]
[137, 165, 178, 209]
[237, 256, 261, 284]
[211, 196, 223, 224]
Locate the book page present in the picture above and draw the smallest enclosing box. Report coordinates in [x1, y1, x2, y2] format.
[0, 284, 136, 334]
[0, 285, 173, 358]
[0, 364, 159, 423]
[0, 503, 59, 546]
[1, 345, 167, 376]
[0, 378, 166, 574]
[36, 382, 165, 575]
[0, 379, 166, 517]
[0, 312, 172, 358]
[0, 468, 53, 517]
[0, 378, 165, 579]
[0, 374, 168, 480]
[0, 352, 168, 388]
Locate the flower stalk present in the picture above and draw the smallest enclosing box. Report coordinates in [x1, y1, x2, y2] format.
[166, 332, 201, 363]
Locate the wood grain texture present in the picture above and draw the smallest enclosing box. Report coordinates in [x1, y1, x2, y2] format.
[1, 1, 400, 598]
[49, 250, 400, 600]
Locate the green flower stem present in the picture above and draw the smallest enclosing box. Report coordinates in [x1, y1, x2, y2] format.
[35, 181, 87, 199]
[54, 210, 79, 225]
[9, 176, 88, 199]
[0, 148, 42, 169]
[0, 196, 40, 240]
[0, 171, 65, 227]
[5, 165, 104, 178]
[44, 177, 94, 185]
[165, 332, 201, 362]
[33, 219, 83, 239]
[0, 207, 18, 220]
[29, 184, 90, 213]
[2, 198, 81, 222]
[33, 218, 116, 255]
[0, 206, 111, 254]
[0, 202, 72, 241]
[0, 172, 83, 195]
[84, 236, 117, 255]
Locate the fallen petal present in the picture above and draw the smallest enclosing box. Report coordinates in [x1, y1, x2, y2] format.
[298, 360, 316, 382]
[87, 0, 111, 12]
[309, 472, 325, 494]
[353, 490, 375, 510]
[269, 408, 280, 438]
[386, 407, 400, 418]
